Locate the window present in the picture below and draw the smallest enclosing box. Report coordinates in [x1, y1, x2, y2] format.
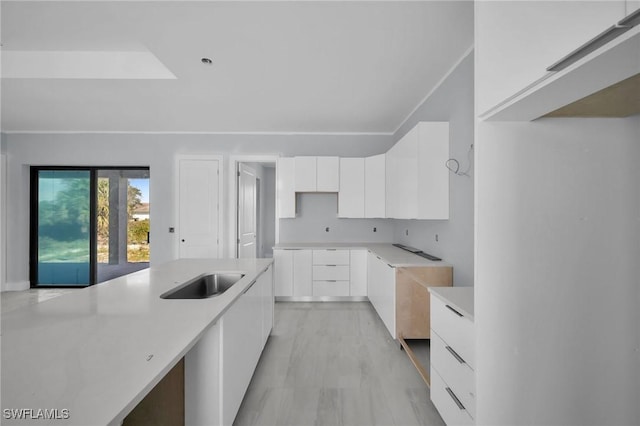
[30, 167, 150, 287]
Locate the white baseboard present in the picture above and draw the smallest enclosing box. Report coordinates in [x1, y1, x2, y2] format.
[2, 281, 30, 292]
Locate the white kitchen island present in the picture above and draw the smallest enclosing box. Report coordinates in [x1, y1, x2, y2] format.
[0, 258, 273, 426]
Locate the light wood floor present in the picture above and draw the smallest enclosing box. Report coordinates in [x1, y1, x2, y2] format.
[234, 302, 445, 426]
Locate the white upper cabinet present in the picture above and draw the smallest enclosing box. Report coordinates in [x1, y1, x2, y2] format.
[386, 128, 419, 219]
[316, 157, 340, 192]
[338, 158, 365, 218]
[386, 122, 449, 220]
[477, 0, 631, 120]
[365, 154, 386, 218]
[294, 156, 317, 192]
[418, 122, 450, 220]
[277, 157, 296, 218]
[293, 156, 339, 192]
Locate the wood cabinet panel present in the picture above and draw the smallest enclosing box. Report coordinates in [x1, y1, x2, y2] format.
[395, 266, 452, 339]
[123, 359, 185, 426]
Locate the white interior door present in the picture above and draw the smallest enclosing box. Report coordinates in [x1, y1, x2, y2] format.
[238, 164, 257, 258]
[178, 158, 220, 258]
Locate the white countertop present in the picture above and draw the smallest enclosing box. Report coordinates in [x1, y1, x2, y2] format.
[428, 286, 474, 321]
[0, 258, 272, 426]
[273, 242, 451, 268]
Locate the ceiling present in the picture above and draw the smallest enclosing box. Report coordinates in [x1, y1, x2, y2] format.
[0, 1, 473, 134]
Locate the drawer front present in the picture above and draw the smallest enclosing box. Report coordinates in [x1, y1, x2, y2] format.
[312, 265, 350, 281]
[312, 249, 350, 265]
[431, 295, 475, 369]
[431, 332, 476, 419]
[312, 281, 350, 297]
[430, 368, 474, 426]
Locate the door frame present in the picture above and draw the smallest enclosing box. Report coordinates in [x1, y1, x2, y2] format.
[228, 155, 279, 259]
[175, 154, 224, 259]
[237, 163, 257, 258]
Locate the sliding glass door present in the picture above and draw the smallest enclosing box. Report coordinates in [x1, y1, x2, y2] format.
[31, 167, 150, 287]
[33, 170, 93, 286]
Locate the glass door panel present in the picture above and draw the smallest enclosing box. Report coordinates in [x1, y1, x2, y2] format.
[36, 170, 91, 286]
[96, 169, 150, 283]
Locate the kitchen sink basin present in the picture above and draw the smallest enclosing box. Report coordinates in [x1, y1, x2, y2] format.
[160, 273, 245, 299]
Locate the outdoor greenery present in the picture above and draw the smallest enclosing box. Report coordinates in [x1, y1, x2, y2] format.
[40, 176, 149, 264]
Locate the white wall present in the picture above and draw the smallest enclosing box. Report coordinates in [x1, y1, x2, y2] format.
[262, 167, 276, 257]
[475, 118, 640, 425]
[392, 51, 474, 287]
[2, 133, 391, 290]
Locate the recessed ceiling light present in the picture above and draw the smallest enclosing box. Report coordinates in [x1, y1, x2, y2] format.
[201, 57, 213, 65]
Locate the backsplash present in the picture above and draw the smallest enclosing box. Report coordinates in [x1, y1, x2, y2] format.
[278, 193, 392, 243]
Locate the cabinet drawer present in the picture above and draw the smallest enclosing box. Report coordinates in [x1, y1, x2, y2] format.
[430, 368, 474, 426]
[312, 249, 350, 265]
[312, 265, 350, 281]
[312, 281, 350, 297]
[431, 295, 475, 369]
[431, 332, 476, 419]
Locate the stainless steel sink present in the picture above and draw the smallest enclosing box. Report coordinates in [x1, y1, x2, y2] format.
[160, 273, 245, 299]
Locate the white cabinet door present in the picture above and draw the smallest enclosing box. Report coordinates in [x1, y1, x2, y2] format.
[378, 259, 396, 339]
[260, 265, 274, 346]
[386, 128, 418, 219]
[220, 280, 262, 426]
[365, 154, 386, 218]
[294, 157, 317, 192]
[178, 158, 220, 258]
[476, 1, 627, 115]
[417, 122, 449, 220]
[277, 158, 296, 218]
[317, 156, 339, 192]
[292, 249, 313, 296]
[367, 252, 379, 308]
[185, 267, 272, 426]
[385, 122, 450, 220]
[338, 158, 365, 218]
[367, 253, 396, 339]
[184, 321, 221, 426]
[274, 249, 293, 296]
[350, 250, 367, 297]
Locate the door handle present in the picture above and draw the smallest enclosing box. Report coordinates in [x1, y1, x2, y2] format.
[446, 305, 463, 317]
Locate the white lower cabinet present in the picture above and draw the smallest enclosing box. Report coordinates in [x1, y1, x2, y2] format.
[430, 292, 475, 425]
[312, 249, 349, 297]
[349, 249, 367, 297]
[430, 368, 474, 426]
[185, 266, 273, 426]
[274, 248, 367, 298]
[273, 249, 312, 297]
[260, 265, 274, 346]
[220, 279, 262, 426]
[367, 251, 396, 339]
